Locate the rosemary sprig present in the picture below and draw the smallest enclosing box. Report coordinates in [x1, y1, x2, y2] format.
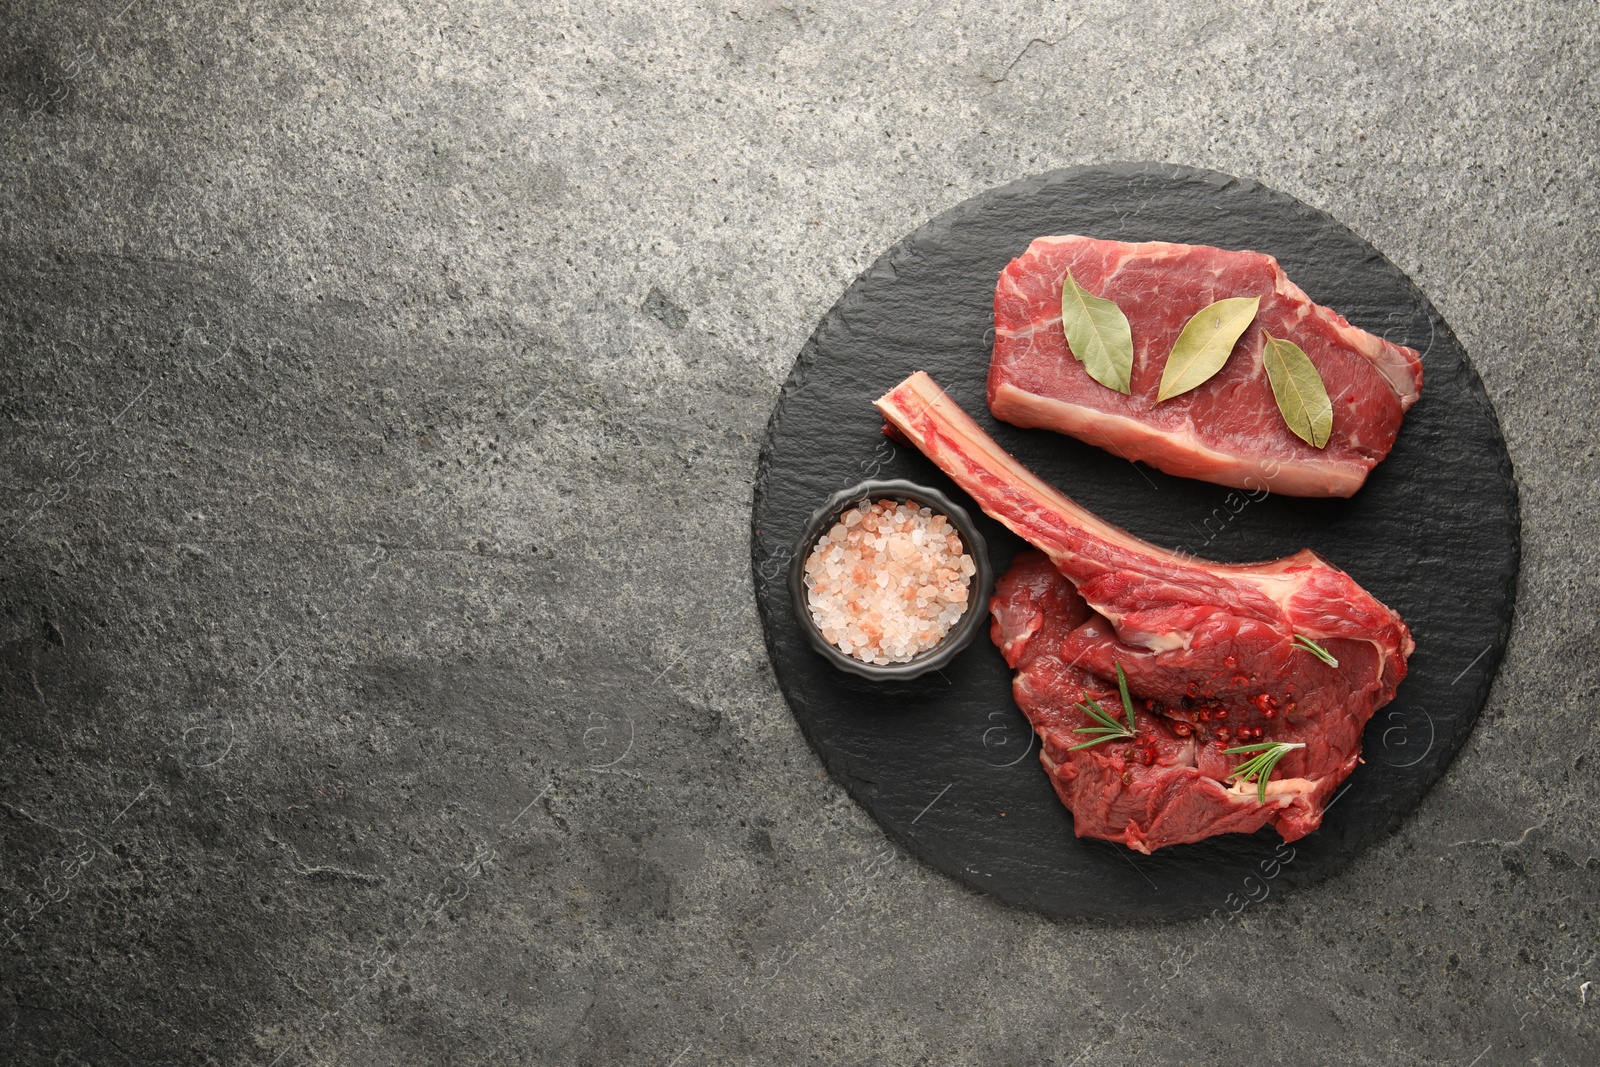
[1293, 633, 1339, 668]
[1116, 663, 1135, 736]
[1069, 663, 1138, 751]
[1221, 741, 1307, 803]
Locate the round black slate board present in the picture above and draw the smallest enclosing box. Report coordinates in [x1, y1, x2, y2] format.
[750, 163, 1519, 920]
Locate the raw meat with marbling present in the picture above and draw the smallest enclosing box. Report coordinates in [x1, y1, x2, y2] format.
[877, 372, 1413, 852]
[989, 236, 1423, 498]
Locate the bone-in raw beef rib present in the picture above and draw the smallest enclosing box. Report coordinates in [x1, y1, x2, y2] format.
[989, 236, 1424, 498]
[877, 372, 1414, 852]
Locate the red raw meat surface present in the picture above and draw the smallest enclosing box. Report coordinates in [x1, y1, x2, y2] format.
[989, 236, 1424, 498]
[877, 372, 1414, 852]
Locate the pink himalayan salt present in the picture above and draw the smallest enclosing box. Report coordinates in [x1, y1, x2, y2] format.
[803, 497, 977, 665]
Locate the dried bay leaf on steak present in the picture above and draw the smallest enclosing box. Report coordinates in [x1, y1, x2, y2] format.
[1156, 296, 1261, 402]
[1059, 267, 1134, 394]
[1262, 331, 1334, 448]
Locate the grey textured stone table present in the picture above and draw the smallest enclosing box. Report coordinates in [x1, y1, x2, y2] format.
[2, 3, 1595, 1065]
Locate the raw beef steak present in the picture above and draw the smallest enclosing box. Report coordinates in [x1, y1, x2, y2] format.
[877, 372, 1414, 851]
[989, 236, 1424, 498]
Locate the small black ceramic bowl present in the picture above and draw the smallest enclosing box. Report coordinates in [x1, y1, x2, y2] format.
[787, 478, 994, 681]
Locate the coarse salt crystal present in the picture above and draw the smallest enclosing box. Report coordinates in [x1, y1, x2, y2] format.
[803, 497, 977, 665]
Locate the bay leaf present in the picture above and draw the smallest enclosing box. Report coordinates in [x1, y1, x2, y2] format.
[1059, 268, 1133, 394]
[1156, 296, 1260, 403]
[1262, 331, 1334, 448]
